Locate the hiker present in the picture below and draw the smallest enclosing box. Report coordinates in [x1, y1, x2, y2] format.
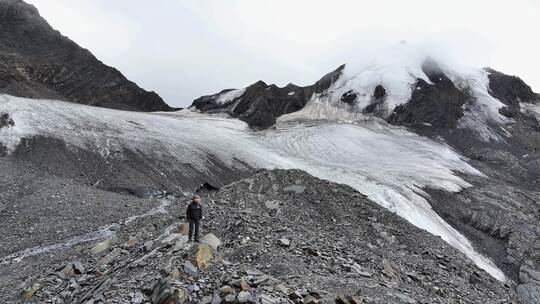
[186, 194, 203, 242]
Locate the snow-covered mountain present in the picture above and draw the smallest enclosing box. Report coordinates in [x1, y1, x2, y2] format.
[191, 45, 538, 142]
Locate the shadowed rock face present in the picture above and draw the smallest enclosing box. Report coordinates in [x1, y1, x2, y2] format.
[486, 68, 538, 108]
[0, 0, 171, 111]
[485, 68, 539, 118]
[191, 65, 345, 128]
[387, 59, 468, 128]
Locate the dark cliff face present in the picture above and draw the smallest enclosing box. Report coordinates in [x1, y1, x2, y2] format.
[191, 65, 345, 128]
[387, 59, 468, 128]
[486, 68, 537, 107]
[0, 0, 172, 112]
[485, 68, 539, 118]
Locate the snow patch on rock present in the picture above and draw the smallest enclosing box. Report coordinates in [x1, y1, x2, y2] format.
[215, 88, 246, 105]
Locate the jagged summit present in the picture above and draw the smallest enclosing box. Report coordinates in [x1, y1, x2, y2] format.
[0, 0, 172, 111]
[191, 65, 344, 128]
[190, 52, 538, 136]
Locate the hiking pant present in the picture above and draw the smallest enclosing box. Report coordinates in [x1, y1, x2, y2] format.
[188, 219, 200, 241]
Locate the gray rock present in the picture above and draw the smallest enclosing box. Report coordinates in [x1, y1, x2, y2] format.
[283, 185, 306, 194]
[520, 265, 540, 284]
[304, 294, 320, 304]
[264, 200, 280, 210]
[97, 248, 121, 266]
[223, 293, 236, 303]
[278, 238, 290, 247]
[237, 290, 254, 303]
[183, 260, 198, 277]
[143, 240, 153, 252]
[245, 268, 264, 276]
[20, 282, 41, 301]
[517, 284, 540, 304]
[201, 233, 222, 251]
[151, 279, 189, 304]
[219, 285, 234, 296]
[201, 295, 213, 304]
[90, 238, 112, 255]
[72, 261, 85, 275]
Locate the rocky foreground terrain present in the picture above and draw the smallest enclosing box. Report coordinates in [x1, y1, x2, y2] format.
[0, 169, 519, 303]
[0, 0, 173, 111]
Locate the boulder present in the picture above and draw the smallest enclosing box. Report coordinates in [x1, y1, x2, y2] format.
[201, 295, 213, 304]
[20, 282, 41, 300]
[283, 185, 306, 194]
[151, 279, 189, 304]
[264, 200, 280, 210]
[240, 279, 250, 291]
[194, 243, 214, 269]
[223, 293, 236, 303]
[172, 236, 189, 251]
[260, 294, 281, 304]
[304, 294, 320, 304]
[59, 261, 86, 277]
[72, 261, 86, 274]
[162, 233, 183, 246]
[91, 238, 112, 255]
[219, 285, 234, 296]
[200, 233, 222, 251]
[143, 240, 154, 252]
[97, 248, 121, 266]
[335, 294, 350, 304]
[349, 296, 364, 304]
[279, 238, 291, 247]
[178, 223, 189, 235]
[183, 260, 198, 277]
[237, 290, 255, 303]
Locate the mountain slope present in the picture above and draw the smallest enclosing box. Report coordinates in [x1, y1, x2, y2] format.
[0, 0, 172, 111]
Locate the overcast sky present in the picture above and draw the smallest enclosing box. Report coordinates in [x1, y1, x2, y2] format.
[27, 0, 539, 107]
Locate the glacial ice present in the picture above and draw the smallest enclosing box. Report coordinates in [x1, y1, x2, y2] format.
[0, 94, 505, 280]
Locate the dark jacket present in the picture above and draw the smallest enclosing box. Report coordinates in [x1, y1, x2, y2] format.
[186, 202, 203, 221]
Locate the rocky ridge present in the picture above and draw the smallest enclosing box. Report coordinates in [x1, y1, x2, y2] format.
[190, 59, 538, 131]
[191, 66, 344, 128]
[0, 0, 172, 111]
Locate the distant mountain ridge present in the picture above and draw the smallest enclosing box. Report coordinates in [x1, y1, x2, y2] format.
[0, 0, 172, 111]
[191, 57, 538, 130]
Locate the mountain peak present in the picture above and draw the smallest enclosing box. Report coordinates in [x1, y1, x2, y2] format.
[0, 0, 172, 112]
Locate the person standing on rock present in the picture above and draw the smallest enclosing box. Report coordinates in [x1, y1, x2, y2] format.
[186, 194, 203, 242]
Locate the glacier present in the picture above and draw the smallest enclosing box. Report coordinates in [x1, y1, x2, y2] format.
[0, 94, 505, 280]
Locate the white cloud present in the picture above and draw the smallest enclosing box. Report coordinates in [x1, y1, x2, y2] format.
[27, 0, 540, 106]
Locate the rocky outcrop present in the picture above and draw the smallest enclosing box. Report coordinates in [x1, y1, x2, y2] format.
[191, 65, 345, 128]
[0, 112, 14, 156]
[0, 0, 172, 111]
[387, 59, 468, 128]
[486, 68, 538, 108]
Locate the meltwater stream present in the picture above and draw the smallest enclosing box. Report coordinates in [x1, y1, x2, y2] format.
[1, 96, 505, 280]
[0, 199, 171, 265]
